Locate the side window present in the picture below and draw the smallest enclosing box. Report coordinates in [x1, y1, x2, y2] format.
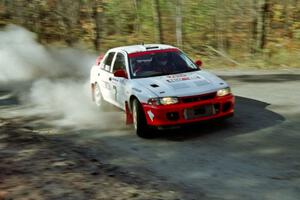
[113, 53, 126, 72]
[103, 52, 115, 71]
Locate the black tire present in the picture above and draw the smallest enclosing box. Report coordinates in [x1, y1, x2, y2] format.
[132, 99, 154, 138]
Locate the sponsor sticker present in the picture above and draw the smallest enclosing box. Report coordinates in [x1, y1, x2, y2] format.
[147, 110, 155, 121]
[166, 74, 203, 83]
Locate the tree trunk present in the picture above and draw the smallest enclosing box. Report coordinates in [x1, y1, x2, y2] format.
[251, 0, 258, 54]
[175, 0, 183, 48]
[215, 0, 225, 51]
[260, 0, 270, 50]
[0, 0, 12, 24]
[152, 0, 163, 43]
[255, 0, 270, 52]
[283, 0, 289, 36]
[133, 0, 141, 37]
[291, 0, 299, 39]
[93, 0, 103, 51]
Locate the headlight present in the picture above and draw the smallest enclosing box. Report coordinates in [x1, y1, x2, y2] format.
[148, 97, 179, 105]
[217, 87, 231, 97]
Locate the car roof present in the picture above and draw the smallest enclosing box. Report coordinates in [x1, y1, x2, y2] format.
[109, 44, 177, 54]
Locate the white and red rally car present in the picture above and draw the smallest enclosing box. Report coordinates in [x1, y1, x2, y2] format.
[90, 44, 234, 138]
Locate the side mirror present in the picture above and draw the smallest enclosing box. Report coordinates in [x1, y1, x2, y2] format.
[195, 60, 203, 68]
[114, 69, 128, 79]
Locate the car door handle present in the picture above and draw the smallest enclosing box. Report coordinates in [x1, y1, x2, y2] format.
[109, 77, 112, 81]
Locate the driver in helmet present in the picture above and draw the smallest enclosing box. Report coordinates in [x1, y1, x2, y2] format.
[152, 53, 170, 73]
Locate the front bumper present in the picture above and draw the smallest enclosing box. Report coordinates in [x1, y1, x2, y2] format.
[142, 94, 234, 126]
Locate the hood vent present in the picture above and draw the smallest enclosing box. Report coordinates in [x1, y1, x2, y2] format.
[150, 84, 160, 88]
[170, 83, 189, 89]
[194, 81, 209, 87]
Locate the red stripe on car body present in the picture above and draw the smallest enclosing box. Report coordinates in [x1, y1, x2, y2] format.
[141, 94, 235, 126]
[128, 48, 179, 58]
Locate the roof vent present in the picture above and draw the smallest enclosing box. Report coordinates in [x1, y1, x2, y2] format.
[146, 46, 159, 50]
[150, 84, 159, 88]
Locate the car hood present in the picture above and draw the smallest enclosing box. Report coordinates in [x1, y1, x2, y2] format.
[133, 70, 228, 97]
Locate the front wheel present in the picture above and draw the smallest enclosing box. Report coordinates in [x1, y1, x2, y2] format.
[132, 99, 154, 138]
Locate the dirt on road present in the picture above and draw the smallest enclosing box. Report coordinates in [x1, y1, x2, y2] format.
[1, 67, 300, 200]
[0, 118, 182, 200]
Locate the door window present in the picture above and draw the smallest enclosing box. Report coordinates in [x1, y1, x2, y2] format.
[113, 53, 126, 72]
[103, 52, 115, 71]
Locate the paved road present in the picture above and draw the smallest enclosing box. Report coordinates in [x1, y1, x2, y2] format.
[1, 69, 300, 200]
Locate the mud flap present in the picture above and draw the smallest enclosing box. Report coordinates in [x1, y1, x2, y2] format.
[125, 102, 133, 124]
[91, 84, 95, 101]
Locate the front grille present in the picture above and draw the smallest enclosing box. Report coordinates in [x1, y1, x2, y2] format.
[180, 92, 216, 103]
[184, 103, 220, 120]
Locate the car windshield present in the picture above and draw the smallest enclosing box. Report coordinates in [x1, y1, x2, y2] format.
[129, 50, 198, 78]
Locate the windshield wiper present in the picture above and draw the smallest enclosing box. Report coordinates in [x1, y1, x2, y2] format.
[183, 68, 199, 73]
[135, 71, 167, 78]
[167, 68, 198, 75]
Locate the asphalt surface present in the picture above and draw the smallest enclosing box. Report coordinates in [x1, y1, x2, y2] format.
[1, 69, 300, 200]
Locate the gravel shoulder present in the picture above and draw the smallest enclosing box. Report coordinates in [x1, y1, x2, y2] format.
[0, 118, 182, 200]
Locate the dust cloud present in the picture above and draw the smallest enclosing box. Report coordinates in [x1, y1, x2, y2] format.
[0, 25, 124, 130]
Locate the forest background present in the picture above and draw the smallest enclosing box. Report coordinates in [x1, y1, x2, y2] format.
[1, 0, 300, 68]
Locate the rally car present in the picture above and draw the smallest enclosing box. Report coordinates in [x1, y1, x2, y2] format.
[90, 44, 234, 138]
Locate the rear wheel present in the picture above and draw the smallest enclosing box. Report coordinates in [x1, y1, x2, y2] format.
[132, 99, 154, 138]
[94, 83, 108, 110]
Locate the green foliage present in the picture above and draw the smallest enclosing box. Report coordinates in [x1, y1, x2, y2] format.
[1, 0, 300, 68]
